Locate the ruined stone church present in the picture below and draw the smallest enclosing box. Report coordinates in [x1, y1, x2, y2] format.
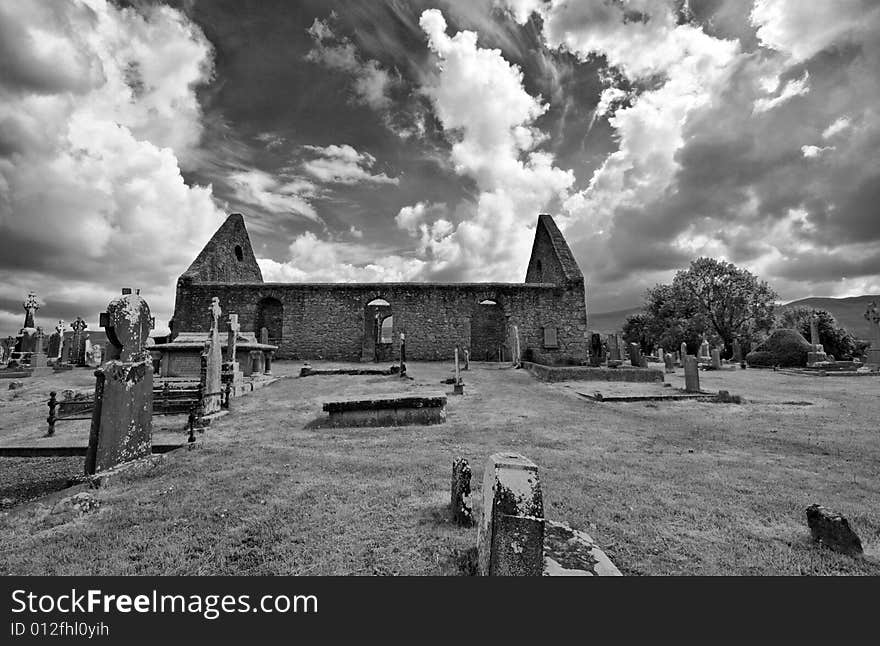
[171, 213, 588, 362]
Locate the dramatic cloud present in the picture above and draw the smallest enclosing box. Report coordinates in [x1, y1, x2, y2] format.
[301, 144, 399, 185]
[0, 0, 225, 331]
[228, 170, 320, 222]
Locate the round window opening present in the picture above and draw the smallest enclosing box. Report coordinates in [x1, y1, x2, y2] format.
[234, 245, 244, 261]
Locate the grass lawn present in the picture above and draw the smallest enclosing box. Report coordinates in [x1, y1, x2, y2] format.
[1, 361, 878, 575]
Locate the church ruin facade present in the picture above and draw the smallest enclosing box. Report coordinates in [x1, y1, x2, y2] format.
[171, 213, 588, 362]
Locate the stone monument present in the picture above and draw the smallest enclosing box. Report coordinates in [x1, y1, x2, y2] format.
[69, 317, 88, 366]
[807, 315, 829, 366]
[684, 356, 700, 393]
[200, 297, 224, 416]
[629, 342, 641, 368]
[85, 289, 154, 475]
[865, 302, 880, 366]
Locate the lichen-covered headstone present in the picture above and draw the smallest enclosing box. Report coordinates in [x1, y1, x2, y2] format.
[451, 457, 473, 526]
[85, 289, 153, 475]
[629, 343, 641, 368]
[478, 452, 544, 576]
[607, 334, 620, 361]
[664, 352, 675, 374]
[805, 504, 863, 557]
[698, 339, 710, 360]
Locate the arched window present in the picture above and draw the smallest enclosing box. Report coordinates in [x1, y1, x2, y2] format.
[380, 316, 393, 343]
[234, 245, 244, 261]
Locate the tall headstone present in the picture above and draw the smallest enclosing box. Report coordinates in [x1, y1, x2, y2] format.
[684, 356, 700, 393]
[31, 328, 49, 370]
[698, 339, 710, 361]
[85, 289, 153, 475]
[664, 352, 675, 374]
[589, 333, 603, 367]
[453, 346, 464, 395]
[629, 343, 641, 368]
[70, 317, 88, 365]
[680, 342, 687, 366]
[478, 453, 544, 576]
[200, 297, 224, 416]
[227, 314, 240, 363]
[711, 348, 722, 370]
[864, 301, 880, 366]
[608, 334, 621, 361]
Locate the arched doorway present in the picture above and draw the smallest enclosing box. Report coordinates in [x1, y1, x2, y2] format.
[471, 299, 506, 361]
[362, 298, 393, 362]
[255, 297, 283, 346]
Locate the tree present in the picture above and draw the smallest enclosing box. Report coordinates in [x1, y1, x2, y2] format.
[777, 307, 858, 359]
[626, 258, 777, 357]
[622, 312, 653, 354]
[671, 258, 777, 355]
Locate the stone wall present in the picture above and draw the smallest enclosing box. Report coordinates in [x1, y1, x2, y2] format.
[173, 281, 588, 361]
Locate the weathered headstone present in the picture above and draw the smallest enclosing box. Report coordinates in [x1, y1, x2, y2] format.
[70, 317, 88, 365]
[451, 457, 473, 526]
[608, 334, 621, 361]
[478, 452, 544, 576]
[463, 348, 469, 371]
[227, 314, 240, 363]
[680, 342, 687, 366]
[589, 333, 603, 367]
[698, 339, 710, 361]
[30, 328, 50, 374]
[629, 343, 641, 368]
[85, 289, 153, 475]
[711, 348, 722, 370]
[863, 302, 880, 366]
[200, 297, 224, 416]
[805, 504, 863, 556]
[664, 352, 675, 374]
[684, 356, 700, 393]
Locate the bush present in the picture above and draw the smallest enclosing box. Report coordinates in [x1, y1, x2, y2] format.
[745, 329, 812, 367]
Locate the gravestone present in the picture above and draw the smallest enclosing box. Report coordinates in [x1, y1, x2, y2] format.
[451, 457, 473, 526]
[85, 289, 153, 475]
[684, 356, 700, 393]
[805, 504, 863, 556]
[512, 325, 521, 366]
[863, 302, 880, 366]
[607, 334, 621, 361]
[227, 314, 240, 363]
[711, 348, 722, 370]
[589, 333, 603, 367]
[222, 313, 244, 394]
[732, 338, 743, 366]
[698, 339, 710, 361]
[30, 328, 50, 374]
[680, 342, 687, 366]
[629, 343, 641, 368]
[70, 317, 88, 365]
[399, 331, 406, 377]
[200, 297, 224, 416]
[664, 352, 675, 374]
[478, 452, 544, 576]
[463, 348, 469, 371]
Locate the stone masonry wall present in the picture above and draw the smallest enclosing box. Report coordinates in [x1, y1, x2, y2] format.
[173, 280, 588, 361]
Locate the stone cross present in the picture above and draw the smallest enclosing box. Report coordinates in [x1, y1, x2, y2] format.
[209, 297, 222, 334]
[22, 292, 39, 329]
[227, 314, 239, 363]
[70, 317, 88, 365]
[55, 320, 65, 359]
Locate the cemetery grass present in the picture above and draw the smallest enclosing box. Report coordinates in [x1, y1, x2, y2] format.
[0, 362, 878, 575]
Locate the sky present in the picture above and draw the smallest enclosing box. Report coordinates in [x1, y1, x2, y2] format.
[1, 0, 879, 337]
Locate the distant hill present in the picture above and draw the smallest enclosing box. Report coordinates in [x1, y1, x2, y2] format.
[782, 295, 879, 340]
[588, 294, 879, 338]
[588, 306, 642, 333]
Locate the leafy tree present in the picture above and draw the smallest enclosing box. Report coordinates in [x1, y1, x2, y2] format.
[777, 307, 858, 359]
[625, 258, 777, 357]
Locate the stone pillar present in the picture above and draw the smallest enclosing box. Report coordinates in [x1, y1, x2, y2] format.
[478, 453, 544, 576]
[200, 298, 224, 416]
[684, 356, 700, 393]
[711, 348, 722, 370]
[810, 316, 820, 347]
[85, 289, 153, 475]
[629, 343, 641, 368]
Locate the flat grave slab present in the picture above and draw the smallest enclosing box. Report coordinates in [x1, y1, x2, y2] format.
[562, 381, 718, 402]
[321, 391, 447, 427]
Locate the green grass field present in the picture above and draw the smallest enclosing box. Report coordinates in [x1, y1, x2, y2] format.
[1, 361, 878, 575]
